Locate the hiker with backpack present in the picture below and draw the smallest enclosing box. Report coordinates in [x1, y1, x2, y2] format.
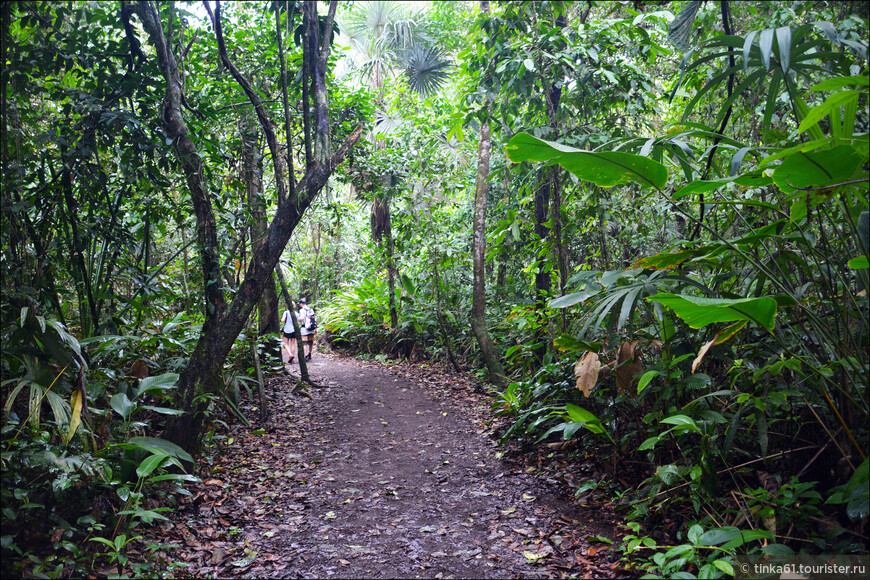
[298, 298, 317, 361]
[280, 305, 298, 364]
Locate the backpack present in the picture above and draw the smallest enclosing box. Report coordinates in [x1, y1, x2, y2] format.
[305, 308, 317, 331]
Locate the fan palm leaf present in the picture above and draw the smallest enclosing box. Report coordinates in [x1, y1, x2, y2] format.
[403, 45, 451, 96]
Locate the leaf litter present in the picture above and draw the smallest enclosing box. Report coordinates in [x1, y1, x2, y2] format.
[139, 352, 631, 578]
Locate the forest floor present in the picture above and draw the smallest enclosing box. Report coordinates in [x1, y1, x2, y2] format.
[138, 352, 632, 579]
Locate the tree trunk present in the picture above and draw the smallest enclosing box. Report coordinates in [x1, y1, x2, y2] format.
[469, 83, 507, 387]
[372, 195, 398, 329]
[248, 314, 269, 422]
[531, 10, 566, 363]
[532, 176, 552, 363]
[385, 224, 399, 330]
[128, 0, 359, 456]
[276, 268, 311, 384]
[551, 167, 568, 334]
[432, 259, 461, 374]
[242, 110, 279, 335]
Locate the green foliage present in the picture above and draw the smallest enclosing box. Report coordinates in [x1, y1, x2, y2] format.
[2, 0, 869, 576]
[491, 3, 869, 574]
[505, 133, 669, 190]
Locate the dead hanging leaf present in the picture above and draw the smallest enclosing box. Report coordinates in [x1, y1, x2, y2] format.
[614, 341, 642, 395]
[692, 339, 716, 374]
[574, 352, 600, 397]
[692, 321, 747, 373]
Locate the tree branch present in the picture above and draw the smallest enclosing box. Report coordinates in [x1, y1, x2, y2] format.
[126, 0, 226, 322]
[205, 1, 288, 207]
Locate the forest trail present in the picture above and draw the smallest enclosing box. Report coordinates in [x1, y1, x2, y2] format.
[143, 353, 627, 579]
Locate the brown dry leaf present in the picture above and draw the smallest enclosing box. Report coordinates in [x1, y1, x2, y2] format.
[614, 341, 642, 395]
[692, 321, 746, 373]
[129, 359, 149, 379]
[573, 352, 600, 397]
[692, 337, 716, 374]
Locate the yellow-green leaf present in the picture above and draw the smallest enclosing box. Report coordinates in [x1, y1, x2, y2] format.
[63, 389, 83, 444]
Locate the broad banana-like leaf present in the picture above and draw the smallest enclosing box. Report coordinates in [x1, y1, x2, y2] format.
[505, 133, 667, 191]
[648, 293, 777, 331]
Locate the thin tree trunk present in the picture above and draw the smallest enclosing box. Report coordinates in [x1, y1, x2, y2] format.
[532, 177, 551, 363]
[276, 268, 311, 384]
[274, 0, 309, 386]
[249, 314, 269, 422]
[469, 36, 507, 387]
[385, 224, 399, 330]
[275, 0, 294, 203]
[310, 223, 321, 301]
[432, 260, 461, 374]
[372, 194, 399, 329]
[59, 148, 99, 337]
[301, 2, 312, 167]
[598, 194, 611, 269]
[551, 167, 568, 333]
[531, 10, 566, 363]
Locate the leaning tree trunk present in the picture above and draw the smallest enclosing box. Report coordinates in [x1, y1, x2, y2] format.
[126, 0, 359, 456]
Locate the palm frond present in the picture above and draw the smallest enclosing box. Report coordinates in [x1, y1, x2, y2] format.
[403, 46, 451, 97]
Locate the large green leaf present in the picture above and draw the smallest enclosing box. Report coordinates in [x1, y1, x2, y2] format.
[772, 145, 865, 194]
[505, 133, 668, 190]
[124, 436, 194, 464]
[673, 172, 772, 199]
[647, 294, 777, 331]
[110, 392, 136, 421]
[564, 404, 614, 444]
[137, 372, 180, 399]
[798, 90, 862, 136]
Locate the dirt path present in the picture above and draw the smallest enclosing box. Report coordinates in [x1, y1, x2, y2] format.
[144, 353, 627, 579]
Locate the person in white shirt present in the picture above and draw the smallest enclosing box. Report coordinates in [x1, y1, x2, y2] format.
[298, 298, 317, 361]
[280, 306, 298, 364]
